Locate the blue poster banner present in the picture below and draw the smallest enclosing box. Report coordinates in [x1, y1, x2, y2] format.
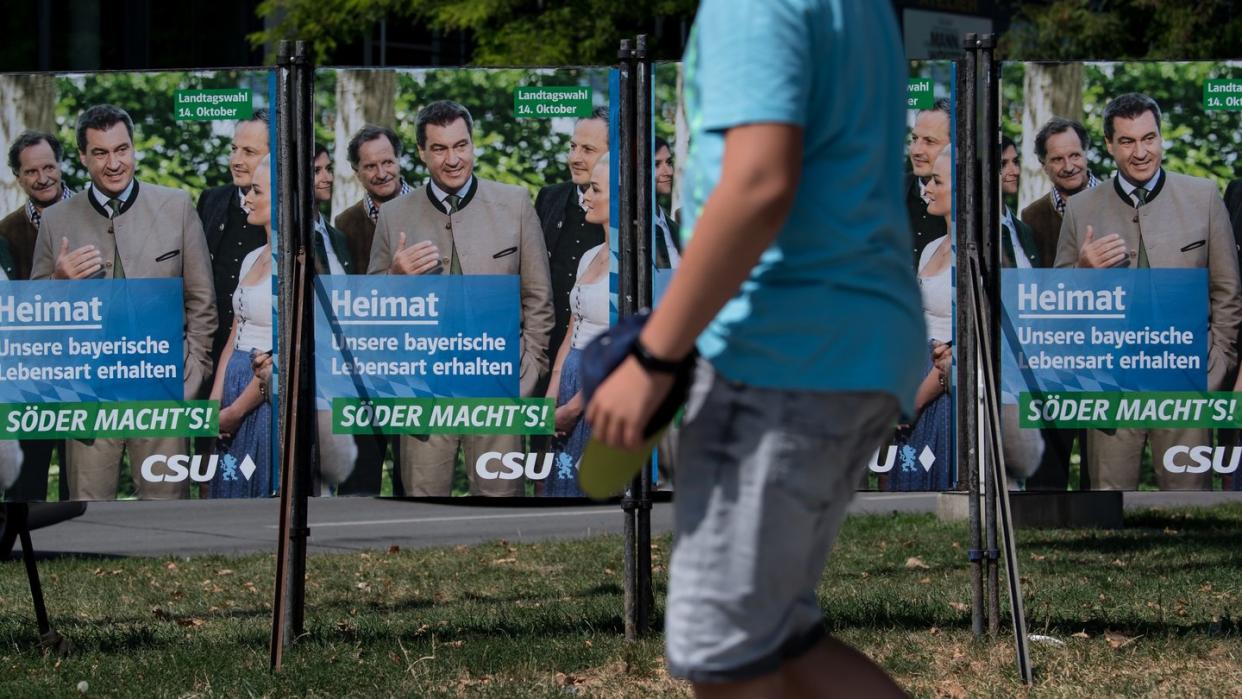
[313, 275, 521, 405]
[0, 279, 185, 403]
[1001, 268, 1208, 402]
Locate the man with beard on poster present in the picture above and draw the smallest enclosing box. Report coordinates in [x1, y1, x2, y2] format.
[197, 109, 270, 365]
[336, 125, 412, 282]
[534, 107, 608, 396]
[0, 130, 74, 501]
[1055, 92, 1242, 491]
[905, 97, 950, 267]
[31, 104, 216, 500]
[368, 100, 553, 497]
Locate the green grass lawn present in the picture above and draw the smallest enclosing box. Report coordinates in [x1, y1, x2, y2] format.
[1, 504, 1239, 697]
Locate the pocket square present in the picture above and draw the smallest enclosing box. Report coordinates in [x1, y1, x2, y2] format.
[492, 246, 518, 259]
[1179, 240, 1205, 252]
[156, 249, 181, 262]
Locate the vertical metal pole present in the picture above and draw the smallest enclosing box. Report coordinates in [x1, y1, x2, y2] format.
[7, 504, 51, 637]
[955, 36, 985, 639]
[617, 38, 639, 643]
[286, 39, 316, 639]
[978, 34, 1002, 637]
[270, 40, 296, 671]
[634, 34, 654, 635]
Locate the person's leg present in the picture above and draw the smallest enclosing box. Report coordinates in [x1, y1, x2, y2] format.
[397, 434, 456, 496]
[1086, 429, 1146, 490]
[66, 439, 124, 501]
[465, 433, 524, 496]
[1152, 428, 1212, 491]
[129, 438, 190, 500]
[667, 361, 905, 696]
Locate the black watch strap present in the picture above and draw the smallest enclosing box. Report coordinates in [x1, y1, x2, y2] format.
[629, 339, 686, 374]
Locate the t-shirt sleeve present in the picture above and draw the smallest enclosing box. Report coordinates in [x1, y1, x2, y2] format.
[694, 0, 812, 132]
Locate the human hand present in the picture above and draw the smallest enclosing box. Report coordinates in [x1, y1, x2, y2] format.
[252, 351, 273, 384]
[1077, 225, 1128, 268]
[554, 401, 583, 437]
[585, 356, 675, 450]
[932, 342, 952, 377]
[218, 404, 243, 438]
[388, 232, 442, 275]
[53, 237, 104, 279]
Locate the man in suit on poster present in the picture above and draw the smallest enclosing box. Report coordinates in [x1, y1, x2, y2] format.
[368, 100, 553, 497]
[336, 125, 412, 279]
[1054, 92, 1242, 491]
[905, 97, 950, 266]
[534, 107, 608, 395]
[197, 109, 270, 365]
[31, 104, 217, 500]
[0, 130, 74, 500]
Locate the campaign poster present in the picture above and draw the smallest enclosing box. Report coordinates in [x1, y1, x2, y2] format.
[313, 67, 615, 497]
[0, 69, 278, 502]
[1000, 60, 1242, 491]
[869, 60, 958, 491]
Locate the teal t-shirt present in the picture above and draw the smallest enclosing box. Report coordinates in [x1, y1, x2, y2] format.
[681, 0, 927, 414]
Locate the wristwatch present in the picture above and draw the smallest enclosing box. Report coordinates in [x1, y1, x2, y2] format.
[629, 339, 687, 374]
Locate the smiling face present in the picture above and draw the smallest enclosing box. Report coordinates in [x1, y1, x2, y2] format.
[228, 119, 269, 189]
[654, 145, 673, 196]
[79, 122, 134, 199]
[16, 140, 63, 206]
[909, 110, 950, 178]
[925, 151, 953, 219]
[243, 159, 271, 229]
[1105, 110, 1162, 186]
[418, 117, 474, 193]
[1000, 145, 1020, 196]
[355, 136, 402, 201]
[568, 118, 607, 187]
[582, 158, 610, 228]
[313, 151, 334, 204]
[1041, 130, 1089, 196]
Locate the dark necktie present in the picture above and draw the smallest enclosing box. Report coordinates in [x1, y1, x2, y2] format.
[312, 228, 330, 275]
[445, 194, 463, 275]
[1001, 220, 1017, 268]
[1132, 186, 1150, 268]
[108, 197, 125, 279]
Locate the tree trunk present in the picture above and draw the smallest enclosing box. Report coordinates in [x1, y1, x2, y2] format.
[1019, 63, 1083, 213]
[331, 70, 397, 219]
[0, 75, 57, 215]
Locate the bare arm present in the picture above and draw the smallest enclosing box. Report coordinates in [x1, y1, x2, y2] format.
[586, 123, 802, 449]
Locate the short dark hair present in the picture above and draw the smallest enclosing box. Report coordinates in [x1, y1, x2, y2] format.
[75, 104, 134, 152]
[1102, 92, 1161, 142]
[1033, 117, 1088, 164]
[347, 125, 401, 169]
[654, 136, 670, 154]
[1000, 135, 1016, 155]
[8, 131, 63, 175]
[584, 105, 609, 126]
[415, 100, 473, 149]
[248, 107, 270, 126]
[314, 142, 330, 160]
[921, 97, 951, 120]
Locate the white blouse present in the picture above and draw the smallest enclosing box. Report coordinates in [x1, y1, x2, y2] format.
[570, 244, 610, 350]
[233, 247, 273, 353]
[918, 235, 952, 344]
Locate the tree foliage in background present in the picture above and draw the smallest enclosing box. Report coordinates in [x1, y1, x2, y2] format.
[1001, 0, 1242, 60]
[1002, 61, 1242, 191]
[54, 71, 272, 201]
[315, 67, 611, 200]
[253, 0, 696, 66]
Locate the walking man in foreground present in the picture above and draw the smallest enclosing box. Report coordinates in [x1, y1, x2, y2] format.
[586, 1, 922, 696]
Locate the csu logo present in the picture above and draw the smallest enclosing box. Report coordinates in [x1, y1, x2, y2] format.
[474, 452, 555, 481]
[141, 454, 258, 482]
[1162, 446, 1240, 474]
